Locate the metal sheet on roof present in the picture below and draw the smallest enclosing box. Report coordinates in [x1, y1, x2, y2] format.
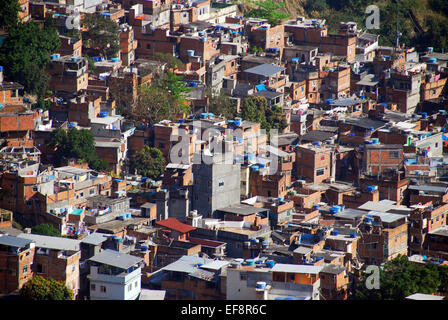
[244, 64, 286, 77]
[19, 233, 81, 251]
[0, 235, 33, 248]
[89, 249, 143, 269]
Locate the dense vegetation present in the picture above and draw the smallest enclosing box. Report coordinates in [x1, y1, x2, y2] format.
[31, 223, 61, 237]
[47, 128, 109, 172]
[129, 146, 166, 179]
[352, 255, 448, 300]
[240, 96, 288, 136]
[82, 13, 121, 58]
[302, 0, 448, 51]
[0, 21, 60, 98]
[20, 276, 73, 300]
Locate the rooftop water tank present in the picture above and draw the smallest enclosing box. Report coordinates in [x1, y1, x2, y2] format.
[256, 281, 267, 289]
[265, 260, 275, 268]
[245, 259, 255, 266]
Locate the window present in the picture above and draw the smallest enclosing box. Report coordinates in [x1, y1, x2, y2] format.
[389, 151, 399, 159]
[100, 286, 106, 293]
[36, 264, 45, 274]
[91, 284, 96, 291]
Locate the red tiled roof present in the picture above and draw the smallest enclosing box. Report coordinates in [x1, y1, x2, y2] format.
[156, 218, 196, 234]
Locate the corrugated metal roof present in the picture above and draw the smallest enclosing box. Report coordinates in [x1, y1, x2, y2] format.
[244, 64, 286, 77]
[0, 235, 33, 248]
[19, 233, 81, 251]
[89, 249, 143, 269]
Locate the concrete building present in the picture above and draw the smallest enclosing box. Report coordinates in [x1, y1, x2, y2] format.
[87, 249, 144, 300]
[18, 233, 81, 299]
[0, 235, 35, 294]
[226, 260, 323, 300]
[192, 153, 241, 218]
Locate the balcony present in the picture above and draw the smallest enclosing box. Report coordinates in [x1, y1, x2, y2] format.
[88, 266, 141, 285]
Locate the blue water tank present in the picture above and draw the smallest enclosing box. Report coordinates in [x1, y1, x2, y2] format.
[265, 260, 275, 268]
[256, 282, 267, 289]
[234, 118, 242, 126]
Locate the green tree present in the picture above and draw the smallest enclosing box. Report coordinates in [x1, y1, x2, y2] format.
[352, 255, 444, 300]
[0, 0, 22, 28]
[153, 52, 185, 69]
[130, 146, 166, 179]
[20, 276, 73, 300]
[128, 84, 190, 125]
[240, 96, 268, 126]
[17, 64, 50, 99]
[246, 0, 290, 26]
[31, 223, 61, 237]
[240, 96, 287, 135]
[47, 128, 109, 171]
[0, 22, 60, 95]
[207, 90, 238, 119]
[82, 13, 120, 58]
[159, 71, 192, 103]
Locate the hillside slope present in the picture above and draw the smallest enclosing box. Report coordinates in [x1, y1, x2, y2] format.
[236, 0, 448, 51]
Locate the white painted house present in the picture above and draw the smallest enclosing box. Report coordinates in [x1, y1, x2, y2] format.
[87, 249, 144, 300]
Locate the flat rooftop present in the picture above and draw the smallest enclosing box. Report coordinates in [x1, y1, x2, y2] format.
[18, 233, 80, 251]
[89, 249, 143, 269]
